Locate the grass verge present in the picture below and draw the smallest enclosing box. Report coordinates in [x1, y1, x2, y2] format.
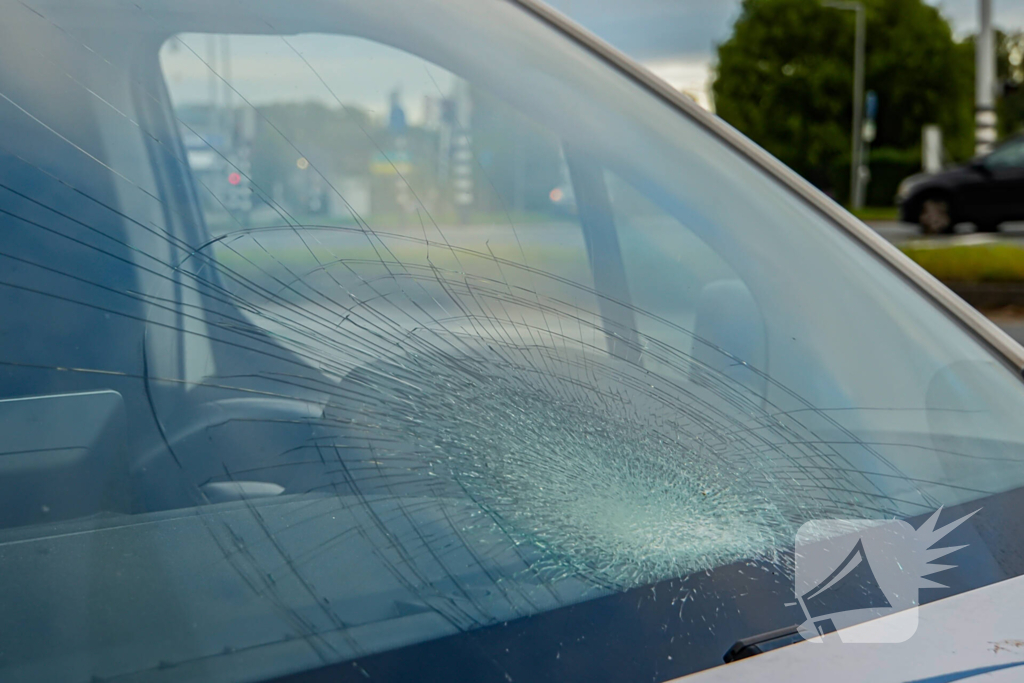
[900, 242, 1024, 282]
[851, 206, 899, 221]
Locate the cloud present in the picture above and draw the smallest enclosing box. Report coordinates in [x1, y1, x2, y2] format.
[554, 0, 1024, 63]
[547, 0, 739, 60]
[927, 0, 1024, 37]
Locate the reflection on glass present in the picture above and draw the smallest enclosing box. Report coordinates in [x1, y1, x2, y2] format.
[1, 2, 1024, 682]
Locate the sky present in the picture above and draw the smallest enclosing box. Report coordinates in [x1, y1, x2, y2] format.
[161, 33, 460, 122]
[548, 0, 1024, 109]
[160, 1, 1024, 116]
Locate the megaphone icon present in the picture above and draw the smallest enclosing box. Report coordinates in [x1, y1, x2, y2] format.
[794, 510, 976, 643]
[798, 538, 892, 636]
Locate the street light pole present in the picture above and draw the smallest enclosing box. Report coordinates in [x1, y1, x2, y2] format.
[824, 1, 866, 209]
[976, 0, 997, 155]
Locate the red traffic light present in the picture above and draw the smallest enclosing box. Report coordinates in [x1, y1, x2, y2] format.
[227, 172, 242, 186]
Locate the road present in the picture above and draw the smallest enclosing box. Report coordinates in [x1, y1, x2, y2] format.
[867, 220, 1024, 246]
[865, 220, 1024, 346]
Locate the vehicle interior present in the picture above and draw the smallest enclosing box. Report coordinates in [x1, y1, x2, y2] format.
[4, 0, 1024, 681]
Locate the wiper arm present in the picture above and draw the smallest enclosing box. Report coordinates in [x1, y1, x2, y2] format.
[723, 624, 801, 663]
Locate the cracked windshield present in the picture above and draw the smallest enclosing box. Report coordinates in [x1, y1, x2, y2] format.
[3, 0, 1024, 682]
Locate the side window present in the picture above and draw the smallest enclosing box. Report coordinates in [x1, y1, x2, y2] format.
[986, 138, 1024, 169]
[158, 34, 607, 375]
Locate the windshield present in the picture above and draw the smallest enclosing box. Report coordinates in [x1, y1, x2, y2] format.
[2, 0, 1024, 681]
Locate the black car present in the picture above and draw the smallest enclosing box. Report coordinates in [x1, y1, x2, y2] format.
[897, 134, 1024, 233]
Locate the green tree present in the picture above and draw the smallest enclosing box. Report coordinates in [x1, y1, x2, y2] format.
[712, 0, 973, 201]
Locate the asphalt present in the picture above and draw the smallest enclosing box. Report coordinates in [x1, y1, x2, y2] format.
[866, 220, 1024, 246]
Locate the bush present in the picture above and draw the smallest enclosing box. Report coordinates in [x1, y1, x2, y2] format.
[827, 146, 920, 207]
[865, 146, 921, 206]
